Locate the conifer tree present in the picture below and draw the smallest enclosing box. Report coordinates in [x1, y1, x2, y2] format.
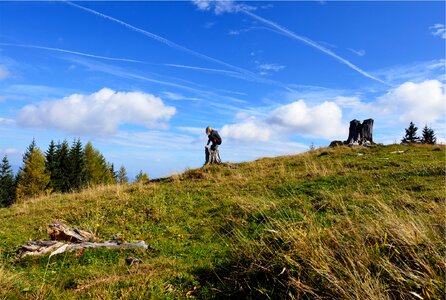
[45, 140, 57, 190]
[117, 165, 129, 184]
[16, 149, 50, 200]
[135, 170, 149, 183]
[0, 155, 15, 207]
[106, 163, 117, 184]
[54, 140, 71, 192]
[401, 121, 420, 144]
[69, 139, 86, 190]
[421, 125, 437, 145]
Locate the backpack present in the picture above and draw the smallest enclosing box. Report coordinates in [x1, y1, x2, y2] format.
[214, 131, 222, 145]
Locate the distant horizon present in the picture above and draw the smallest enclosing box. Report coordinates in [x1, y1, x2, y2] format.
[0, 1, 444, 178]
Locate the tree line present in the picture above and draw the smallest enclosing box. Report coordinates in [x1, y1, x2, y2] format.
[402, 122, 437, 144]
[0, 139, 143, 207]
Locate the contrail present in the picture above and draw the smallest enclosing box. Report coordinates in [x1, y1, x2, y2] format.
[164, 63, 239, 76]
[0, 42, 145, 63]
[240, 9, 389, 86]
[69, 56, 250, 106]
[64, 1, 295, 90]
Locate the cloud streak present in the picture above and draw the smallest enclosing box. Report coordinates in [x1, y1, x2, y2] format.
[164, 63, 240, 76]
[0, 42, 145, 64]
[65, 1, 291, 90]
[240, 9, 389, 85]
[191, 0, 387, 85]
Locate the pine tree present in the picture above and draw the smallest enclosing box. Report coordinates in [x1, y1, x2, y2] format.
[54, 140, 71, 192]
[69, 139, 86, 190]
[117, 165, 129, 184]
[135, 170, 149, 183]
[421, 125, 437, 145]
[106, 163, 117, 184]
[45, 140, 57, 190]
[401, 121, 420, 144]
[0, 155, 15, 207]
[15, 149, 50, 200]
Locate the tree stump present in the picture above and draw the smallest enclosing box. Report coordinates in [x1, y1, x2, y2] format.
[346, 119, 374, 146]
[361, 119, 374, 144]
[204, 147, 221, 165]
[346, 119, 362, 145]
[329, 118, 374, 147]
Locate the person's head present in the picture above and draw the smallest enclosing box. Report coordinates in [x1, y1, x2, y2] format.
[205, 126, 212, 135]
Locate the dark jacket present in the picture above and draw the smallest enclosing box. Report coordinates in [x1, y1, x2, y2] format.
[207, 130, 222, 145]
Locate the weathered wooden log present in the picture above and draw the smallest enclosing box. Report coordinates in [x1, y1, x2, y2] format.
[18, 223, 148, 258]
[18, 240, 66, 257]
[47, 222, 94, 243]
[19, 240, 148, 257]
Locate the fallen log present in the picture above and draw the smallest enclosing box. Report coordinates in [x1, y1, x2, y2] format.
[19, 240, 148, 257]
[18, 240, 65, 257]
[18, 222, 148, 257]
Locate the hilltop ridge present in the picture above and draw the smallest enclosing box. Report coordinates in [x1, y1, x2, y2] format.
[0, 144, 444, 299]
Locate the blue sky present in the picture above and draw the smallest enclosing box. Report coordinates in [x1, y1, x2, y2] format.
[0, 1, 445, 179]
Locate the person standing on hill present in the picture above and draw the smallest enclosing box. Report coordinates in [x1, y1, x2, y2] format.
[204, 126, 222, 165]
[206, 126, 222, 150]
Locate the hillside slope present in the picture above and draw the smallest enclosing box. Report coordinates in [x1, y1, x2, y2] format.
[0, 144, 444, 299]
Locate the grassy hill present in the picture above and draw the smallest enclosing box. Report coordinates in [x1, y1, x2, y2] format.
[0, 144, 444, 299]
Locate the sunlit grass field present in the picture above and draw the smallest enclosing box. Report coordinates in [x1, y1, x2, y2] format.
[0, 144, 444, 299]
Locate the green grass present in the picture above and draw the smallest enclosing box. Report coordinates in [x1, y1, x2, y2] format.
[0, 144, 444, 299]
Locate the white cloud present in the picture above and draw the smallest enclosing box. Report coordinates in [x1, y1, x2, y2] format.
[160, 91, 201, 101]
[269, 100, 346, 139]
[221, 117, 272, 142]
[18, 88, 176, 136]
[220, 99, 346, 143]
[258, 63, 285, 72]
[0, 118, 15, 125]
[334, 96, 362, 108]
[2, 148, 21, 155]
[373, 59, 445, 84]
[430, 24, 446, 39]
[191, 0, 211, 11]
[191, 0, 254, 15]
[377, 80, 445, 124]
[0, 65, 10, 80]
